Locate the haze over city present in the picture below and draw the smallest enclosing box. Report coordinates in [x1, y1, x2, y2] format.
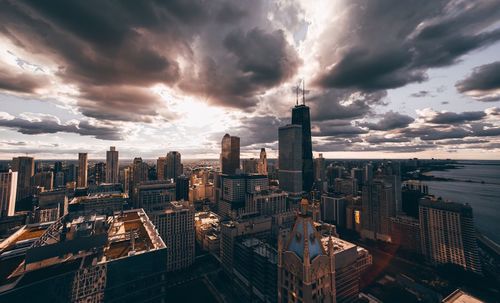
[1, 0, 500, 160]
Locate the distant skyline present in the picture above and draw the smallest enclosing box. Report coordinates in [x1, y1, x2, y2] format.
[1, 0, 500, 160]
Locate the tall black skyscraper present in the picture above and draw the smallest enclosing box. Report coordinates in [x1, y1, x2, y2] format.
[291, 83, 313, 192]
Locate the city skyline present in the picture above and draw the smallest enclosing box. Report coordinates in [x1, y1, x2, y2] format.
[1, 0, 500, 160]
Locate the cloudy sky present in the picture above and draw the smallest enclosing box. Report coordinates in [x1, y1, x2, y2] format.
[1, 0, 500, 160]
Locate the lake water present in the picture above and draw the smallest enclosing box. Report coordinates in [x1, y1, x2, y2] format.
[424, 161, 500, 245]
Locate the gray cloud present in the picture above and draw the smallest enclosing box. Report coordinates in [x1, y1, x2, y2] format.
[426, 111, 486, 124]
[0, 113, 122, 140]
[410, 90, 433, 98]
[359, 111, 414, 131]
[456, 61, 500, 101]
[313, 0, 500, 90]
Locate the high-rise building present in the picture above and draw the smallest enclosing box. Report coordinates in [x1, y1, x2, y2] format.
[242, 158, 259, 174]
[0, 210, 167, 302]
[314, 153, 326, 183]
[152, 201, 195, 272]
[135, 181, 176, 213]
[157, 156, 166, 180]
[390, 215, 420, 252]
[32, 171, 54, 192]
[218, 174, 269, 218]
[291, 99, 313, 192]
[278, 124, 302, 194]
[351, 168, 364, 192]
[246, 190, 288, 216]
[132, 157, 149, 186]
[105, 146, 119, 183]
[361, 179, 395, 242]
[258, 148, 268, 175]
[54, 171, 65, 188]
[93, 162, 106, 185]
[364, 163, 373, 184]
[278, 199, 336, 303]
[419, 198, 482, 274]
[0, 170, 17, 217]
[221, 134, 240, 174]
[12, 156, 34, 201]
[176, 175, 189, 201]
[77, 153, 88, 188]
[166, 151, 182, 180]
[321, 194, 347, 227]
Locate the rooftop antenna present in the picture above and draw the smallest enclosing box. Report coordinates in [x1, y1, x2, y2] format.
[302, 79, 305, 105]
[296, 81, 299, 106]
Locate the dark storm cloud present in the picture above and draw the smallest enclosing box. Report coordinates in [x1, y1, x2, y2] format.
[308, 89, 387, 121]
[456, 61, 500, 101]
[0, 0, 302, 119]
[426, 111, 486, 124]
[211, 115, 284, 147]
[312, 120, 368, 137]
[364, 136, 411, 144]
[314, 0, 500, 90]
[359, 111, 414, 131]
[0, 113, 122, 140]
[0, 65, 48, 94]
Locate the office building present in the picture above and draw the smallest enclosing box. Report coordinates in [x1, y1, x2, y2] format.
[242, 158, 259, 174]
[54, 171, 65, 188]
[246, 189, 288, 216]
[327, 165, 343, 188]
[390, 215, 420, 252]
[361, 179, 395, 242]
[152, 200, 195, 272]
[320, 235, 372, 303]
[219, 174, 269, 218]
[351, 168, 364, 192]
[221, 134, 240, 174]
[220, 216, 272, 274]
[233, 237, 278, 302]
[105, 146, 119, 183]
[291, 98, 314, 192]
[0, 210, 167, 302]
[419, 198, 482, 274]
[32, 171, 54, 192]
[93, 162, 106, 185]
[258, 148, 268, 175]
[278, 124, 302, 194]
[195, 211, 220, 254]
[68, 193, 127, 215]
[314, 153, 326, 183]
[321, 194, 347, 227]
[166, 151, 182, 180]
[364, 163, 373, 184]
[334, 178, 357, 196]
[277, 199, 336, 303]
[176, 175, 189, 201]
[12, 156, 34, 201]
[0, 170, 17, 217]
[135, 181, 176, 213]
[157, 156, 166, 180]
[77, 153, 88, 187]
[132, 157, 149, 186]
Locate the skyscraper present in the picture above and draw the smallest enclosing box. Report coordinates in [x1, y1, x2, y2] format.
[361, 179, 395, 242]
[0, 170, 17, 217]
[278, 124, 302, 193]
[157, 156, 166, 180]
[132, 157, 149, 186]
[220, 134, 240, 175]
[176, 175, 189, 201]
[77, 153, 88, 188]
[106, 146, 119, 183]
[93, 162, 106, 185]
[152, 201, 195, 272]
[242, 158, 258, 174]
[166, 151, 182, 180]
[314, 153, 326, 182]
[278, 199, 336, 302]
[419, 198, 482, 274]
[12, 156, 34, 202]
[291, 94, 313, 192]
[258, 148, 268, 175]
[32, 171, 54, 191]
